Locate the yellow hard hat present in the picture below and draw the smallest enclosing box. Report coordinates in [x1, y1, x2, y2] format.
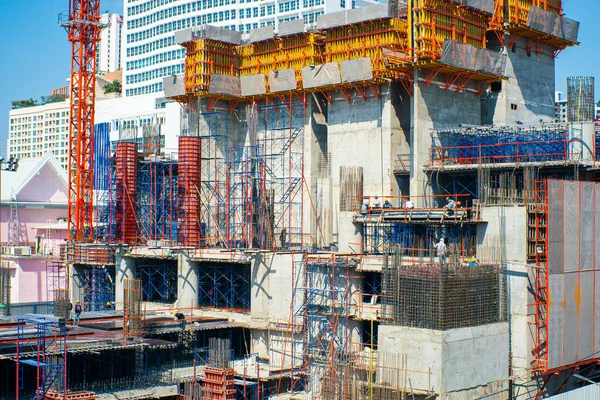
[173, 310, 178, 315]
[106, 301, 111, 305]
[385, 199, 389, 202]
[76, 300, 80, 303]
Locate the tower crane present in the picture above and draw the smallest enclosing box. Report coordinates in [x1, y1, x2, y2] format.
[61, 0, 103, 242]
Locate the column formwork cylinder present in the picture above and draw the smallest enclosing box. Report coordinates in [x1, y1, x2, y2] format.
[116, 141, 138, 243]
[178, 136, 202, 247]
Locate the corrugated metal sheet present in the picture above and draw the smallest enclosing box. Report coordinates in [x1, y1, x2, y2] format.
[547, 384, 600, 399]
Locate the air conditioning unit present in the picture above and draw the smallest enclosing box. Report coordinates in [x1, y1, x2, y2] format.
[2, 246, 32, 256]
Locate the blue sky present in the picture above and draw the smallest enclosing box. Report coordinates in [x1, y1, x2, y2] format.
[0, 0, 597, 156]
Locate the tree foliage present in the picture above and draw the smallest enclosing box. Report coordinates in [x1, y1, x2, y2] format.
[103, 80, 122, 94]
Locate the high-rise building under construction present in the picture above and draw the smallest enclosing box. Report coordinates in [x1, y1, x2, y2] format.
[2, 1, 599, 399]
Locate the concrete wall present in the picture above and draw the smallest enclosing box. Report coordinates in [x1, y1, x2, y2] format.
[115, 249, 136, 308]
[303, 94, 329, 247]
[411, 71, 481, 204]
[379, 323, 509, 398]
[250, 253, 295, 323]
[482, 36, 555, 126]
[328, 85, 406, 240]
[477, 206, 527, 264]
[177, 253, 198, 309]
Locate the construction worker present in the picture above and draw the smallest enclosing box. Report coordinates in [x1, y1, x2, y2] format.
[372, 196, 382, 209]
[280, 228, 287, 251]
[361, 201, 369, 215]
[383, 199, 393, 208]
[444, 197, 456, 216]
[434, 238, 447, 267]
[74, 300, 82, 326]
[106, 301, 113, 310]
[461, 256, 470, 267]
[469, 255, 478, 267]
[173, 310, 185, 320]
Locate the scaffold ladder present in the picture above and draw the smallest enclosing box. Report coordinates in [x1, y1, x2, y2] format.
[532, 179, 548, 372]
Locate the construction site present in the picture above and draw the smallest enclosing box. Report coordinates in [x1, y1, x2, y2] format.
[2, 0, 599, 399]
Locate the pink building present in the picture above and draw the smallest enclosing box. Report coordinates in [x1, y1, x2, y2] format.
[1, 152, 68, 304]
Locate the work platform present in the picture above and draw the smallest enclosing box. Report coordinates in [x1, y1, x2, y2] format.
[353, 208, 478, 223]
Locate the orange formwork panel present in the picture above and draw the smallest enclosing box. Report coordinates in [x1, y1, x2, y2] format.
[201, 367, 236, 400]
[324, 18, 409, 79]
[45, 390, 96, 400]
[115, 142, 138, 244]
[182, 39, 239, 94]
[178, 136, 202, 247]
[240, 32, 324, 85]
[505, 0, 562, 26]
[412, 0, 490, 60]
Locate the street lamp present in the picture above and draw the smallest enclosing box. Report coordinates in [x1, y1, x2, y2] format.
[0, 156, 19, 316]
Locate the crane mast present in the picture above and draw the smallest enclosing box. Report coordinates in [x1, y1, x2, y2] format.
[64, 0, 102, 242]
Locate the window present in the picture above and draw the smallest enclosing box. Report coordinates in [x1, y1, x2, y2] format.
[510, 103, 518, 110]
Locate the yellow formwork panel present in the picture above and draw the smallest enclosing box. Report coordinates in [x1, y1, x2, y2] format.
[240, 33, 323, 82]
[413, 0, 489, 60]
[324, 19, 408, 79]
[491, 0, 562, 28]
[184, 39, 239, 93]
[506, 0, 562, 25]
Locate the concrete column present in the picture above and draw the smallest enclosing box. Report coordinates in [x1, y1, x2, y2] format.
[481, 36, 555, 126]
[115, 249, 136, 310]
[303, 95, 329, 248]
[575, 122, 595, 163]
[411, 69, 481, 205]
[328, 84, 404, 240]
[251, 253, 271, 320]
[70, 264, 85, 305]
[177, 252, 198, 309]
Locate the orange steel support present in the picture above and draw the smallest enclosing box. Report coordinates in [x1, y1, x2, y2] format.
[65, 0, 102, 242]
[202, 367, 236, 400]
[115, 142, 138, 243]
[179, 136, 202, 247]
[532, 179, 549, 372]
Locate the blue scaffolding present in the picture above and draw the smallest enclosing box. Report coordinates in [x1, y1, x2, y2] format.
[198, 112, 230, 247]
[361, 223, 476, 256]
[136, 260, 177, 303]
[198, 262, 251, 310]
[46, 261, 66, 304]
[253, 102, 304, 250]
[137, 159, 179, 244]
[431, 125, 573, 165]
[94, 122, 113, 237]
[17, 318, 67, 399]
[292, 255, 352, 396]
[83, 266, 115, 311]
[228, 145, 261, 249]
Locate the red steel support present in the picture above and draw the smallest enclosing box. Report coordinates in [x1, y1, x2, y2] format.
[532, 179, 549, 373]
[64, 0, 102, 242]
[179, 136, 202, 247]
[202, 367, 236, 400]
[115, 142, 138, 244]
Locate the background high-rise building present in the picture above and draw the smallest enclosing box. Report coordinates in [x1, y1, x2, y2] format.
[555, 91, 568, 122]
[122, 0, 372, 97]
[7, 74, 122, 170]
[97, 13, 123, 73]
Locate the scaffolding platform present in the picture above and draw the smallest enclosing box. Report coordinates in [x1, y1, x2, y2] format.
[353, 208, 477, 224]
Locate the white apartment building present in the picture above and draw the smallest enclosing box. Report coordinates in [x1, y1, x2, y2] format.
[97, 13, 124, 73]
[122, 0, 374, 97]
[7, 76, 124, 169]
[7, 102, 71, 169]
